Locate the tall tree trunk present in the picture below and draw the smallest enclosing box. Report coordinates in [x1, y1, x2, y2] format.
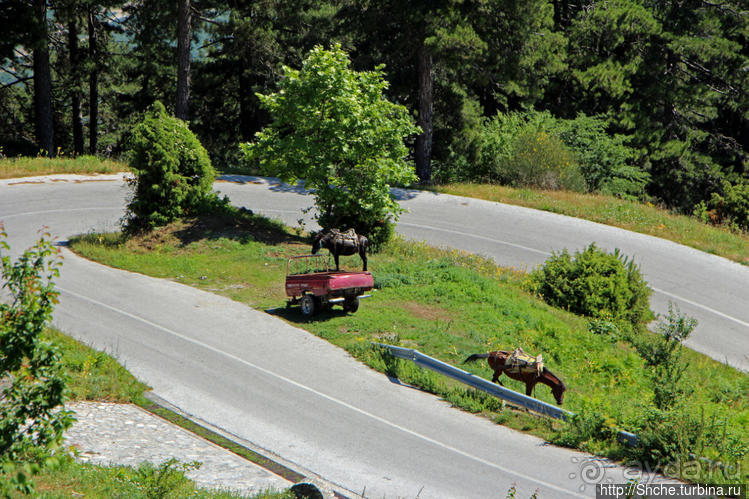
[69, 15, 84, 155]
[33, 0, 54, 157]
[414, 40, 433, 184]
[88, 9, 99, 155]
[238, 66, 254, 141]
[176, 0, 191, 120]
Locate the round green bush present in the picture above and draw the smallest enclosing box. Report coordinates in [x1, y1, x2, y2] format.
[498, 129, 586, 192]
[528, 243, 652, 327]
[124, 102, 216, 232]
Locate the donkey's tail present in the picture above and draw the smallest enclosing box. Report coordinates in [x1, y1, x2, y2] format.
[463, 353, 490, 364]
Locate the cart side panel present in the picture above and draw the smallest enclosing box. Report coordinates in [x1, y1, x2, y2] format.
[326, 272, 374, 292]
[285, 273, 333, 297]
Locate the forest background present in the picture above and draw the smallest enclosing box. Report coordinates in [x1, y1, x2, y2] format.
[1, 0, 747, 228]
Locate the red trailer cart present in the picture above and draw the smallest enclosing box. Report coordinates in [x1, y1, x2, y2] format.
[285, 255, 374, 316]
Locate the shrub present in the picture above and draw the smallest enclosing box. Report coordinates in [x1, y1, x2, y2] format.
[124, 102, 217, 232]
[1, 227, 74, 496]
[549, 113, 649, 199]
[551, 404, 616, 449]
[442, 110, 648, 198]
[528, 243, 652, 328]
[499, 129, 586, 191]
[705, 179, 749, 232]
[626, 407, 746, 481]
[637, 305, 696, 409]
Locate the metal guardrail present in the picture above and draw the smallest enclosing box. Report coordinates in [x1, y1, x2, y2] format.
[374, 343, 639, 446]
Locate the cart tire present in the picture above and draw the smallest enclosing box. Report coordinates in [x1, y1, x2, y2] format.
[317, 297, 330, 312]
[300, 294, 316, 316]
[344, 296, 359, 313]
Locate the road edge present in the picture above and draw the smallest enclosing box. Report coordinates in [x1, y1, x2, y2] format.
[137, 391, 356, 499]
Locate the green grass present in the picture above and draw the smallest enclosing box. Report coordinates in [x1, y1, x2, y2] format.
[14, 331, 289, 497]
[46, 328, 149, 403]
[26, 456, 292, 498]
[69, 211, 749, 482]
[435, 183, 749, 265]
[0, 155, 129, 179]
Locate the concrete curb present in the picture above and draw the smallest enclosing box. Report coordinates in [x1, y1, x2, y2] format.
[138, 392, 356, 499]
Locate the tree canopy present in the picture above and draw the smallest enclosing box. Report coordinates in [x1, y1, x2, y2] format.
[0, 0, 747, 228]
[242, 44, 418, 246]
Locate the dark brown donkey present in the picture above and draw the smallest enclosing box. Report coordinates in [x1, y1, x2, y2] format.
[463, 350, 567, 405]
[311, 229, 369, 271]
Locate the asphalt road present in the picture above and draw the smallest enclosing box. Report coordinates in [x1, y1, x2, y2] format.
[2, 173, 731, 498]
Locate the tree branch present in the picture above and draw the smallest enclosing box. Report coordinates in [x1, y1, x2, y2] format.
[700, 0, 744, 18]
[0, 73, 33, 89]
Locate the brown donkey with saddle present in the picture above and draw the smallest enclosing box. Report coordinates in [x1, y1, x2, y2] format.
[464, 347, 567, 405]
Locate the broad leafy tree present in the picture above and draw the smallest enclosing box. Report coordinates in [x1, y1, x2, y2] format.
[242, 45, 419, 247]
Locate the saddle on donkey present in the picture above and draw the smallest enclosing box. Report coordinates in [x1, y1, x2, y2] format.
[504, 347, 544, 376]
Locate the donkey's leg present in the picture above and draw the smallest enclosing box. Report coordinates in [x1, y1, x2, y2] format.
[525, 380, 536, 396]
[334, 254, 340, 271]
[361, 249, 367, 271]
[492, 370, 505, 386]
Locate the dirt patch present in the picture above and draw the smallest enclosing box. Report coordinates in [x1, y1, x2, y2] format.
[128, 212, 306, 249]
[398, 301, 453, 321]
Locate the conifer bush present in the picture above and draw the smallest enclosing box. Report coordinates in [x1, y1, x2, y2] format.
[124, 102, 217, 232]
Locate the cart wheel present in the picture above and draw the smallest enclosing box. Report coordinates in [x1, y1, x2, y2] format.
[344, 296, 359, 313]
[300, 294, 316, 316]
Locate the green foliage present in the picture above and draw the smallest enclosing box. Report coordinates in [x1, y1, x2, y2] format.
[626, 406, 747, 478]
[135, 458, 201, 499]
[242, 44, 419, 248]
[637, 305, 696, 409]
[548, 114, 649, 199]
[502, 129, 585, 192]
[705, 179, 749, 232]
[440, 110, 647, 197]
[552, 403, 616, 450]
[528, 243, 652, 327]
[0, 226, 74, 496]
[125, 101, 219, 232]
[565, 0, 748, 213]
